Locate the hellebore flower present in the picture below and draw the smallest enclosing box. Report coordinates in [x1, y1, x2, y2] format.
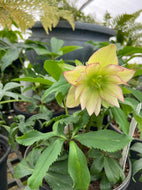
[63, 44, 135, 116]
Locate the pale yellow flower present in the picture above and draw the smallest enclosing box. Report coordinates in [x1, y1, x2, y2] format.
[63, 44, 135, 116]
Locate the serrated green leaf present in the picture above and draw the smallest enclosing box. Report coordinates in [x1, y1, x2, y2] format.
[74, 130, 132, 152]
[133, 111, 142, 132]
[121, 97, 139, 111]
[4, 82, 21, 90]
[28, 138, 64, 189]
[5, 91, 19, 100]
[100, 174, 112, 190]
[16, 130, 55, 146]
[111, 107, 129, 134]
[1, 48, 21, 71]
[42, 75, 70, 102]
[132, 158, 142, 176]
[14, 159, 33, 179]
[128, 88, 142, 102]
[131, 142, 142, 154]
[104, 157, 125, 183]
[44, 159, 73, 190]
[90, 154, 104, 174]
[45, 172, 73, 190]
[68, 141, 90, 190]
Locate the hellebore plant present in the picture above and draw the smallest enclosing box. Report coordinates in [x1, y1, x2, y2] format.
[64, 44, 135, 116]
[13, 44, 135, 190]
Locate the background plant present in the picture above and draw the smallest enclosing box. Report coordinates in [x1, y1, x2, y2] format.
[103, 9, 142, 46]
[0, 0, 74, 34]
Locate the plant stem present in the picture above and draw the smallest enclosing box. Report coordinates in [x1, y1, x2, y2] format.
[120, 103, 142, 171]
[0, 99, 29, 104]
[63, 98, 68, 115]
[86, 114, 94, 132]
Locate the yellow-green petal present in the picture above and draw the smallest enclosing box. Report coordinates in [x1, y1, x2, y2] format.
[88, 44, 118, 68]
[66, 86, 80, 108]
[63, 66, 85, 85]
[86, 91, 101, 116]
[117, 67, 135, 82]
[107, 75, 126, 85]
[86, 62, 101, 77]
[102, 64, 124, 75]
[80, 87, 91, 110]
[75, 84, 85, 101]
[103, 84, 124, 102]
[100, 91, 120, 107]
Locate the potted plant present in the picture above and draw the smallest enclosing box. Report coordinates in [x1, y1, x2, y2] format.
[25, 0, 116, 64]
[0, 81, 25, 190]
[27, 21, 115, 64]
[86, 41, 142, 189]
[10, 44, 137, 190]
[12, 37, 81, 120]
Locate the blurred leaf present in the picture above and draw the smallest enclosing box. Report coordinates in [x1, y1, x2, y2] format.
[68, 141, 90, 190]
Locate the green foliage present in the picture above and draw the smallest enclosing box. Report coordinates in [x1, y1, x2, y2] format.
[0, 82, 21, 101]
[11, 107, 133, 190]
[0, 0, 74, 33]
[103, 9, 142, 46]
[56, 0, 96, 23]
[28, 138, 64, 189]
[131, 143, 142, 181]
[7, 44, 139, 190]
[68, 141, 90, 190]
[74, 130, 132, 152]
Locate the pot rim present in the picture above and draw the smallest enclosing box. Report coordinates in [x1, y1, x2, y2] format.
[0, 134, 11, 164]
[32, 20, 116, 36]
[114, 157, 132, 190]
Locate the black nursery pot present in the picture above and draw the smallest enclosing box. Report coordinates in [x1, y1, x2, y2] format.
[26, 21, 115, 65]
[13, 102, 65, 133]
[0, 135, 11, 190]
[109, 122, 142, 189]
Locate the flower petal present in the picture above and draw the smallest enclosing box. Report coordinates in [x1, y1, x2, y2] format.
[86, 91, 101, 116]
[100, 90, 120, 107]
[63, 66, 85, 85]
[102, 64, 124, 75]
[103, 84, 124, 102]
[117, 67, 135, 82]
[88, 44, 118, 68]
[107, 75, 127, 85]
[86, 62, 101, 77]
[75, 84, 85, 101]
[80, 87, 91, 110]
[66, 86, 80, 108]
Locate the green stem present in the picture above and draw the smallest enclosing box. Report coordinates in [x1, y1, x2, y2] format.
[63, 98, 68, 115]
[68, 124, 72, 139]
[86, 114, 94, 132]
[0, 99, 29, 104]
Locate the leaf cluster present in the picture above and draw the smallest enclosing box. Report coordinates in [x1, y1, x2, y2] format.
[103, 9, 142, 46]
[12, 108, 132, 190]
[0, 0, 74, 33]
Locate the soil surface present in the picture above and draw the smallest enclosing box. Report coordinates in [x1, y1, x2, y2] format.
[15, 100, 64, 114]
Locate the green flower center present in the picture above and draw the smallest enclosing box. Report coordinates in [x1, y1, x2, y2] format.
[89, 75, 106, 90]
